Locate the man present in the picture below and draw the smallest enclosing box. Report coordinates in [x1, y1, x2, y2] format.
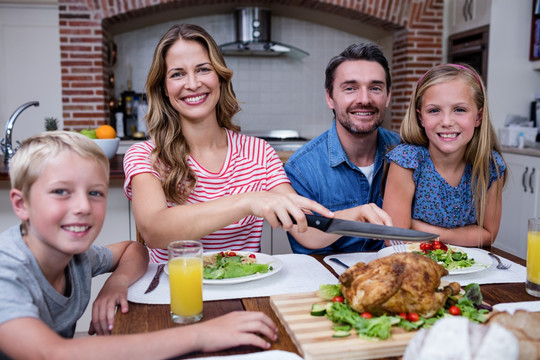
[285, 43, 400, 254]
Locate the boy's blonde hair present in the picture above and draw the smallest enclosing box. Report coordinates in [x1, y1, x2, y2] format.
[9, 131, 109, 199]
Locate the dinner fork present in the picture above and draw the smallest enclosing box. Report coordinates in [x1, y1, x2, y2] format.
[389, 239, 407, 253]
[488, 252, 512, 270]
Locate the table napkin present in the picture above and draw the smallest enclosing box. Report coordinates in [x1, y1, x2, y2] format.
[323, 250, 526, 286]
[128, 254, 338, 304]
[186, 350, 303, 360]
[493, 301, 540, 314]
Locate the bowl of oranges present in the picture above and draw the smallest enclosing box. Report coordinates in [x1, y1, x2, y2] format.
[81, 125, 120, 159]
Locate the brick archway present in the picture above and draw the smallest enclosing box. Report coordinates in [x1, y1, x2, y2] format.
[58, 0, 443, 131]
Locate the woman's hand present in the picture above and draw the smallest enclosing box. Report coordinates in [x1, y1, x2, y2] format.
[245, 187, 334, 232]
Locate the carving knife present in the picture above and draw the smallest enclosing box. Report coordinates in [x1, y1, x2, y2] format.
[302, 214, 439, 242]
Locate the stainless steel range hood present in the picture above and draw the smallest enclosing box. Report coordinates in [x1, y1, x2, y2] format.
[219, 7, 309, 60]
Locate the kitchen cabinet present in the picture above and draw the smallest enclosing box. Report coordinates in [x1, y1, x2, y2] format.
[448, 0, 492, 35]
[447, 25, 489, 84]
[496, 152, 540, 259]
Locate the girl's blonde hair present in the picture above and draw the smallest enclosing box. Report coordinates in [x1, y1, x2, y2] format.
[145, 24, 241, 204]
[400, 63, 506, 232]
[9, 131, 109, 233]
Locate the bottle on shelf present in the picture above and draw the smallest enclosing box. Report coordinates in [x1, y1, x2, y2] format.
[137, 96, 148, 136]
[518, 132, 525, 149]
[115, 112, 125, 138]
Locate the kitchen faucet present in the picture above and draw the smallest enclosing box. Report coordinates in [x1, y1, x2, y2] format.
[2, 101, 39, 164]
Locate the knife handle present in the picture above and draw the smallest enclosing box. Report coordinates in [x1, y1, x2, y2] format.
[289, 214, 334, 232]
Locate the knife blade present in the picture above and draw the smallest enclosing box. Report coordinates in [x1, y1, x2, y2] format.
[303, 214, 439, 242]
[144, 264, 165, 294]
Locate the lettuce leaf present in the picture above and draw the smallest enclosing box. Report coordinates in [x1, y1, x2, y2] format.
[203, 255, 270, 279]
[316, 284, 342, 301]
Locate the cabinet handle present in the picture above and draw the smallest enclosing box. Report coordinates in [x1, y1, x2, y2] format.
[466, 0, 473, 21]
[530, 168, 536, 194]
[523, 166, 529, 192]
[463, 0, 468, 21]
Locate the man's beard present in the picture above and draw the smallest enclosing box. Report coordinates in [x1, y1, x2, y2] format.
[337, 110, 384, 135]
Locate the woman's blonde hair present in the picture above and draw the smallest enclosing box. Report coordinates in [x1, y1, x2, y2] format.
[9, 131, 109, 233]
[145, 24, 241, 204]
[400, 63, 506, 232]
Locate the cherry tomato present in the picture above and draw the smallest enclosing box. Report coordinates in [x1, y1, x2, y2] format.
[248, 253, 256, 258]
[228, 251, 236, 256]
[432, 241, 441, 250]
[332, 296, 344, 303]
[398, 312, 408, 320]
[407, 312, 420, 322]
[449, 305, 461, 316]
[420, 243, 433, 253]
[219, 251, 225, 257]
[440, 242, 448, 251]
[361, 312, 373, 319]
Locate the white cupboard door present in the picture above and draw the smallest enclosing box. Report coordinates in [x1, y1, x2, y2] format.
[497, 153, 538, 259]
[448, 0, 492, 35]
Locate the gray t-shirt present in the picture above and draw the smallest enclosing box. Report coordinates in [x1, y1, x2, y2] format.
[0, 225, 113, 338]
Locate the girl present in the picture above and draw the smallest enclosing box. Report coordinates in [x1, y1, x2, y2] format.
[383, 64, 506, 247]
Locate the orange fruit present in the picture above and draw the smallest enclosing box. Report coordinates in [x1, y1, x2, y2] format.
[96, 124, 116, 139]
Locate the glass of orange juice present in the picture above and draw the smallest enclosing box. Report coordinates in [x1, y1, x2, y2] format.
[527, 218, 540, 297]
[168, 240, 204, 323]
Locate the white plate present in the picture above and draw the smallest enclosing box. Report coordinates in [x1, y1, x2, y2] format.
[164, 251, 283, 285]
[377, 245, 492, 275]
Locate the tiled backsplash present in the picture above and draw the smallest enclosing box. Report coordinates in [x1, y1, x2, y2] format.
[114, 14, 371, 139]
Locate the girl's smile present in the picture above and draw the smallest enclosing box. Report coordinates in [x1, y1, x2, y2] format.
[418, 78, 481, 158]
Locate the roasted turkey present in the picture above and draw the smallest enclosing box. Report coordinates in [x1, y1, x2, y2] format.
[339, 252, 461, 318]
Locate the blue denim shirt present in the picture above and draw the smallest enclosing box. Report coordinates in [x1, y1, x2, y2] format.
[284, 121, 400, 254]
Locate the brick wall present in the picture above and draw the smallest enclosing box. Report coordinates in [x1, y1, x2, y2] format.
[58, 0, 443, 131]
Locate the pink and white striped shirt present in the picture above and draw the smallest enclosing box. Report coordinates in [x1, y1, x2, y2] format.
[123, 129, 290, 263]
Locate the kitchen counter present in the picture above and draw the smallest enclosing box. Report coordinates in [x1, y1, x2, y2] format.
[277, 151, 295, 164]
[0, 154, 126, 181]
[502, 145, 540, 157]
[0, 152, 294, 181]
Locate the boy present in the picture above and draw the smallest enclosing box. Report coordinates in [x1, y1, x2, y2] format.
[0, 131, 276, 359]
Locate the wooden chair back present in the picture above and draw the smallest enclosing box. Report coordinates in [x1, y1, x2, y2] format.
[136, 228, 146, 246]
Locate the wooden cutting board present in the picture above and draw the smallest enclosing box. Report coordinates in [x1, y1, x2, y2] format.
[270, 292, 416, 360]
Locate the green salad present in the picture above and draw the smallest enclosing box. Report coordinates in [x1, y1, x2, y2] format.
[203, 251, 272, 280]
[312, 283, 490, 340]
[411, 241, 476, 270]
[414, 249, 476, 271]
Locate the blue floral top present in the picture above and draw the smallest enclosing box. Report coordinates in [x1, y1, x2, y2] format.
[385, 144, 506, 228]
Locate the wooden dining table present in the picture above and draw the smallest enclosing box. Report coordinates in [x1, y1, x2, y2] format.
[112, 246, 537, 359]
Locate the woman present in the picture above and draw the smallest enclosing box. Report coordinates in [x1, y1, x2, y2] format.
[124, 24, 389, 262]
